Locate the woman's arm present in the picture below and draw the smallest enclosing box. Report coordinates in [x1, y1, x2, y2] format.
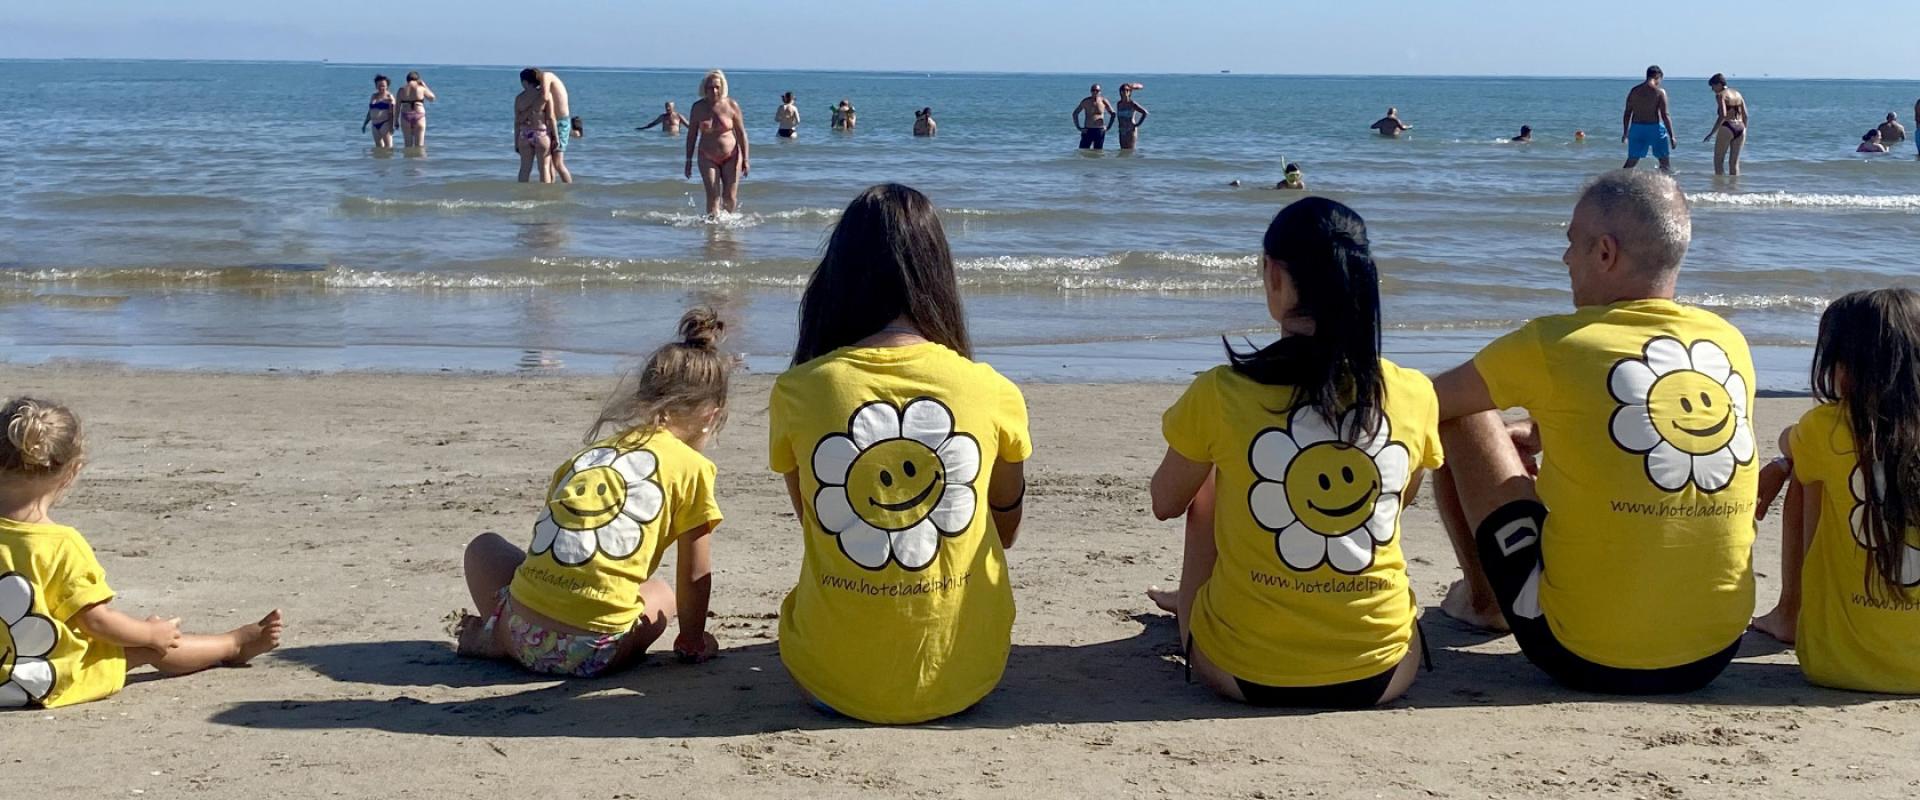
[75, 602, 179, 651]
[673, 523, 716, 660]
[989, 459, 1026, 549]
[1151, 447, 1212, 521]
[422, 85, 437, 102]
[735, 105, 750, 174]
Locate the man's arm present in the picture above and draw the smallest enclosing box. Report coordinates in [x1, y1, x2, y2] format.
[1658, 90, 1676, 144]
[638, 114, 663, 131]
[1072, 101, 1085, 130]
[1433, 362, 1498, 423]
[1622, 98, 1633, 141]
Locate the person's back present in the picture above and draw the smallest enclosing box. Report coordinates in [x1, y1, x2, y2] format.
[1878, 115, 1906, 143]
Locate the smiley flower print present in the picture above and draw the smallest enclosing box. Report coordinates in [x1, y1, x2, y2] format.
[531, 447, 663, 566]
[1248, 406, 1411, 574]
[0, 573, 57, 707]
[811, 398, 982, 571]
[1608, 337, 1755, 493]
[1848, 464, 1920, 587]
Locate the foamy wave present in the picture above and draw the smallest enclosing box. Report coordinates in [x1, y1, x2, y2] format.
[958, 255, 1113, 274]
[1692, 192, 1920, 210]
[1681, 293, 1831, 311]
[341, 197, 568, 212]
[612, 207, 841, 228]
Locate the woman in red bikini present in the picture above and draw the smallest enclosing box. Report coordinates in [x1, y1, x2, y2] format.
[685, 70, 749, 217]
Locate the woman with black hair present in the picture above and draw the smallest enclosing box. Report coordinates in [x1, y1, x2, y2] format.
[1148, 197, 1443, 708]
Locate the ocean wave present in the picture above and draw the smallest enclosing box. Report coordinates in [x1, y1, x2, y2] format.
[1692, 192, 1920, 210]
[1680, 293, 1832, 311]
[610, 207, 842, 229]
[32, 192, 248, 213]
[339, 196, 572, 213]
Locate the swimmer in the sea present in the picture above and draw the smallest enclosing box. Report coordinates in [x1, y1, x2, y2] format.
[1370, 107, 1411, 137]
[396, 71, 436, 148]
[1511, 125, 1533, 143]
[1275, 164, 1306, 190]
[1858, 129, 1889, 153]
[639, 101, 690, 135]
[1622, 65, 1677, 171]
[1877, 112, 1906, 145]
[1116, 83, 1148, 149]
[1703, 74, 1747, 176]
[1073, 84, 1116, 149]
[776, 93, 800, 138]
[914, 107, 937, 137]
[363, 74, 396, 149]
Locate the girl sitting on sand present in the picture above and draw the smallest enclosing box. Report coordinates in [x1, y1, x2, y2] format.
[458, 308, 730, 676]
[1147, 197, 1442, 708]
[770, 184, 1032, 724]
[1752, 289, 1920, 693]
[0, 398, 282, 708]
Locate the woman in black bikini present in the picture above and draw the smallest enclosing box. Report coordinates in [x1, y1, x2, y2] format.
[1704, 74, 1748, 176]
[685, 70, 749, 217]
[397, 71, 437, 149]
[363, 74, 396, 149]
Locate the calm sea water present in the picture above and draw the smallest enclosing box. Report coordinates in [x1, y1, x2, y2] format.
[2, 60, 1917, 387]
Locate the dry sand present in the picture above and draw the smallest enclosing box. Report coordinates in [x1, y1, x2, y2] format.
[0, 365, 1913, 799]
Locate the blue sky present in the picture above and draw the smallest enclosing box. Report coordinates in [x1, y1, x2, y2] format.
[5, 1, 1918, 79]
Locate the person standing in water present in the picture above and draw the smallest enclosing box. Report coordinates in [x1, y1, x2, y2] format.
[831, 100, 857, 131]
[540, 70, 575, 183]
[1511, 125, 1534, 143]
[1370, 108, 1411, 137]
[1703, 74, 1748, 176]
[776, 93, 800, 138]
[1073, 84, 1116, 149]
[1622, 65, 1677, 171]
[514, 68, 556, 183]
[396, 71, 437, 149]
[1877, 113, 1907, 145]
[686, 70, 748, 217]
[639, 102, 689, 135]
[914, 108, 937, 137]
[363, 74, 396, 148]
[1116, 83, 1149, 149]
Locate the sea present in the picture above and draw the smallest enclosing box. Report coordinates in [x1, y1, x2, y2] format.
[3, 60, 1917, 389]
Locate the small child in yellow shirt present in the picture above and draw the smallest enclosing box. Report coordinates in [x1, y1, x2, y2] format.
[0, 398, 283, 709]
[457, 308, 730, 677]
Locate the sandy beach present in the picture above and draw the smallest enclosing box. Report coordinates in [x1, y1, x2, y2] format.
[2, 364, 1914, 799]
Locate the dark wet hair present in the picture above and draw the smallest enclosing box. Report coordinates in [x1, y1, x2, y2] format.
[406, 71, 422, 83]
[1812, 289, 1920, 600]
[1227, 197, 1385, 440]
[519, 67, 541, 86]
[782, 92, 794, 103]
[793, 184, 970, 365]
[1520, 125, 1533, 135]
[571, 116, 584, 135]
[374, 74, 389, 86]
[1646, 65, 1663, 79]
[1866, 129, 1881, 141]
[1284, 163, 1301, 174]
[1708, 73, 1727, 87]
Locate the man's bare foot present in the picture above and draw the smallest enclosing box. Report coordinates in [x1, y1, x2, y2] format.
[453, 611, 504, 659]
[1146, 586, 1179, 615]
[1751, 606, 1797, 644]
[225, 610, 284, 666]
[1440, 580, 1510, 633]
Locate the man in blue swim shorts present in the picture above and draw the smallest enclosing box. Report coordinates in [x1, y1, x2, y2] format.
[1622, 65, 1677, 172]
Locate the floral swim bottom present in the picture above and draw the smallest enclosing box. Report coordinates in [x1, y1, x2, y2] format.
[486, 591, 626, 678]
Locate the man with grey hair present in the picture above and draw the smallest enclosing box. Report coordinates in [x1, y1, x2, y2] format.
[1427, 170, 1758, 694]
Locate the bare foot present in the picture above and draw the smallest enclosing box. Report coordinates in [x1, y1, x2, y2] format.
[1440, 580, 1510, 633]
[453, 611, 504, 659]
[224, 610, 284, 666]
[1146, 586, 1179, 615]
[1751, 606, 1797, 644]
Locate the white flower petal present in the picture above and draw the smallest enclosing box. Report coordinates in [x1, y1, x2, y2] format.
[930, 484, 976, 534]
[597, 515, 644, 560]
[1249, 480, 1296, 531]
[1610, 405, 1663, 453]
[1728, 414, 1756, 464]
[1276, 522, 1327, 571]
[1365, 493, 1402, 544]
[573, 447, 621, 472]
[1326, 529, 1376, 574]
[815, 487, 857, 533]
[1249, 429, 1300, 482]
[1374, 443, 1411, 492]
[1723, 371, 1750, 412]
[550, 528, 597, 567]
[900, 399, 956, 449]
[811, 435, 860, 486]
[937, 434, 982, 486]
[1902, 546, 1920, 588]
[1288, 407, 1339, 447]
[1692, 447, 1738, 493]
[612, 450, 658, 484]
[1851, 503, 1870, 547]
[1356, 410, 1393, 456]
[850, 403, 903, 449]
[1609, 358, 1660, 405]
[0, 682, 30, 708]
[625, 479, 664, 524]
[1689, 340, 1734, 384]
[837, 519, 893, 569]
[1644, 337, 1692, 377]
[8, 658, 52, 700]
[1646, 441, 1694, 492]
[891, 519, 941, 570]
[0, 574, 31, 626]
[9, 615, 56, 660]
[530, 514, 560, 554]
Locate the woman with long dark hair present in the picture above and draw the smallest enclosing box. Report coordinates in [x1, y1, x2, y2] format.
[769, 184, 1031, 724]
[1753, 289, 1920, 693]
[1147, 197, 1442, 708]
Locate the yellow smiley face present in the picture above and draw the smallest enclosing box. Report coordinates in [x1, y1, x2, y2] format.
[847, 439, 946, 531]
[1284, 443, 1383, 535]
[1647, 370, 1736, 455]
[548, 465, 628, 530]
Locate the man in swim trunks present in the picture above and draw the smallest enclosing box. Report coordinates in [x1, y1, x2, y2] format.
[1370, 108, 1411, 137]
[1429, 170, 1756, 695]
[541, 70, 575, 183]
[1622, 66, 1677, 171]
[1073, 84, 1116, 150]
[639, 101, 689, 135]
[1877, 113, 1907, 145]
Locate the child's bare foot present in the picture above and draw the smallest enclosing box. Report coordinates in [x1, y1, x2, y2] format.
[1751, 606, 1797, 644]
[224, 610, 284, 666]
[1440, 580, 1510, 633]
[453, 611, 504, 659]
[1146, 586, 1179, 614]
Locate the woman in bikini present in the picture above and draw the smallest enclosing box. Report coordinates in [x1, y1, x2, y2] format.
[363, 74, 396, 149]
[1704, 74, 1748, 176]
[515, 68, 556, 183]
[397, 71, 437, 149]
[685, 70, 749, 217]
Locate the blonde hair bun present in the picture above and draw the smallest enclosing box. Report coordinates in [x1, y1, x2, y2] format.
[677, 306, 726, 351]
[2, 397, 82, 473]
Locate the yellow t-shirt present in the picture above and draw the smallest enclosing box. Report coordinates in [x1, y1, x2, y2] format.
[0, 518, 125, 708]
[771, 343, 1032, 724]
[1475, 299, 1757, 669]
[1167, 361, 1443, 686]
[509, 428, 723, 634]
[1790, 403, 1920, 693]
